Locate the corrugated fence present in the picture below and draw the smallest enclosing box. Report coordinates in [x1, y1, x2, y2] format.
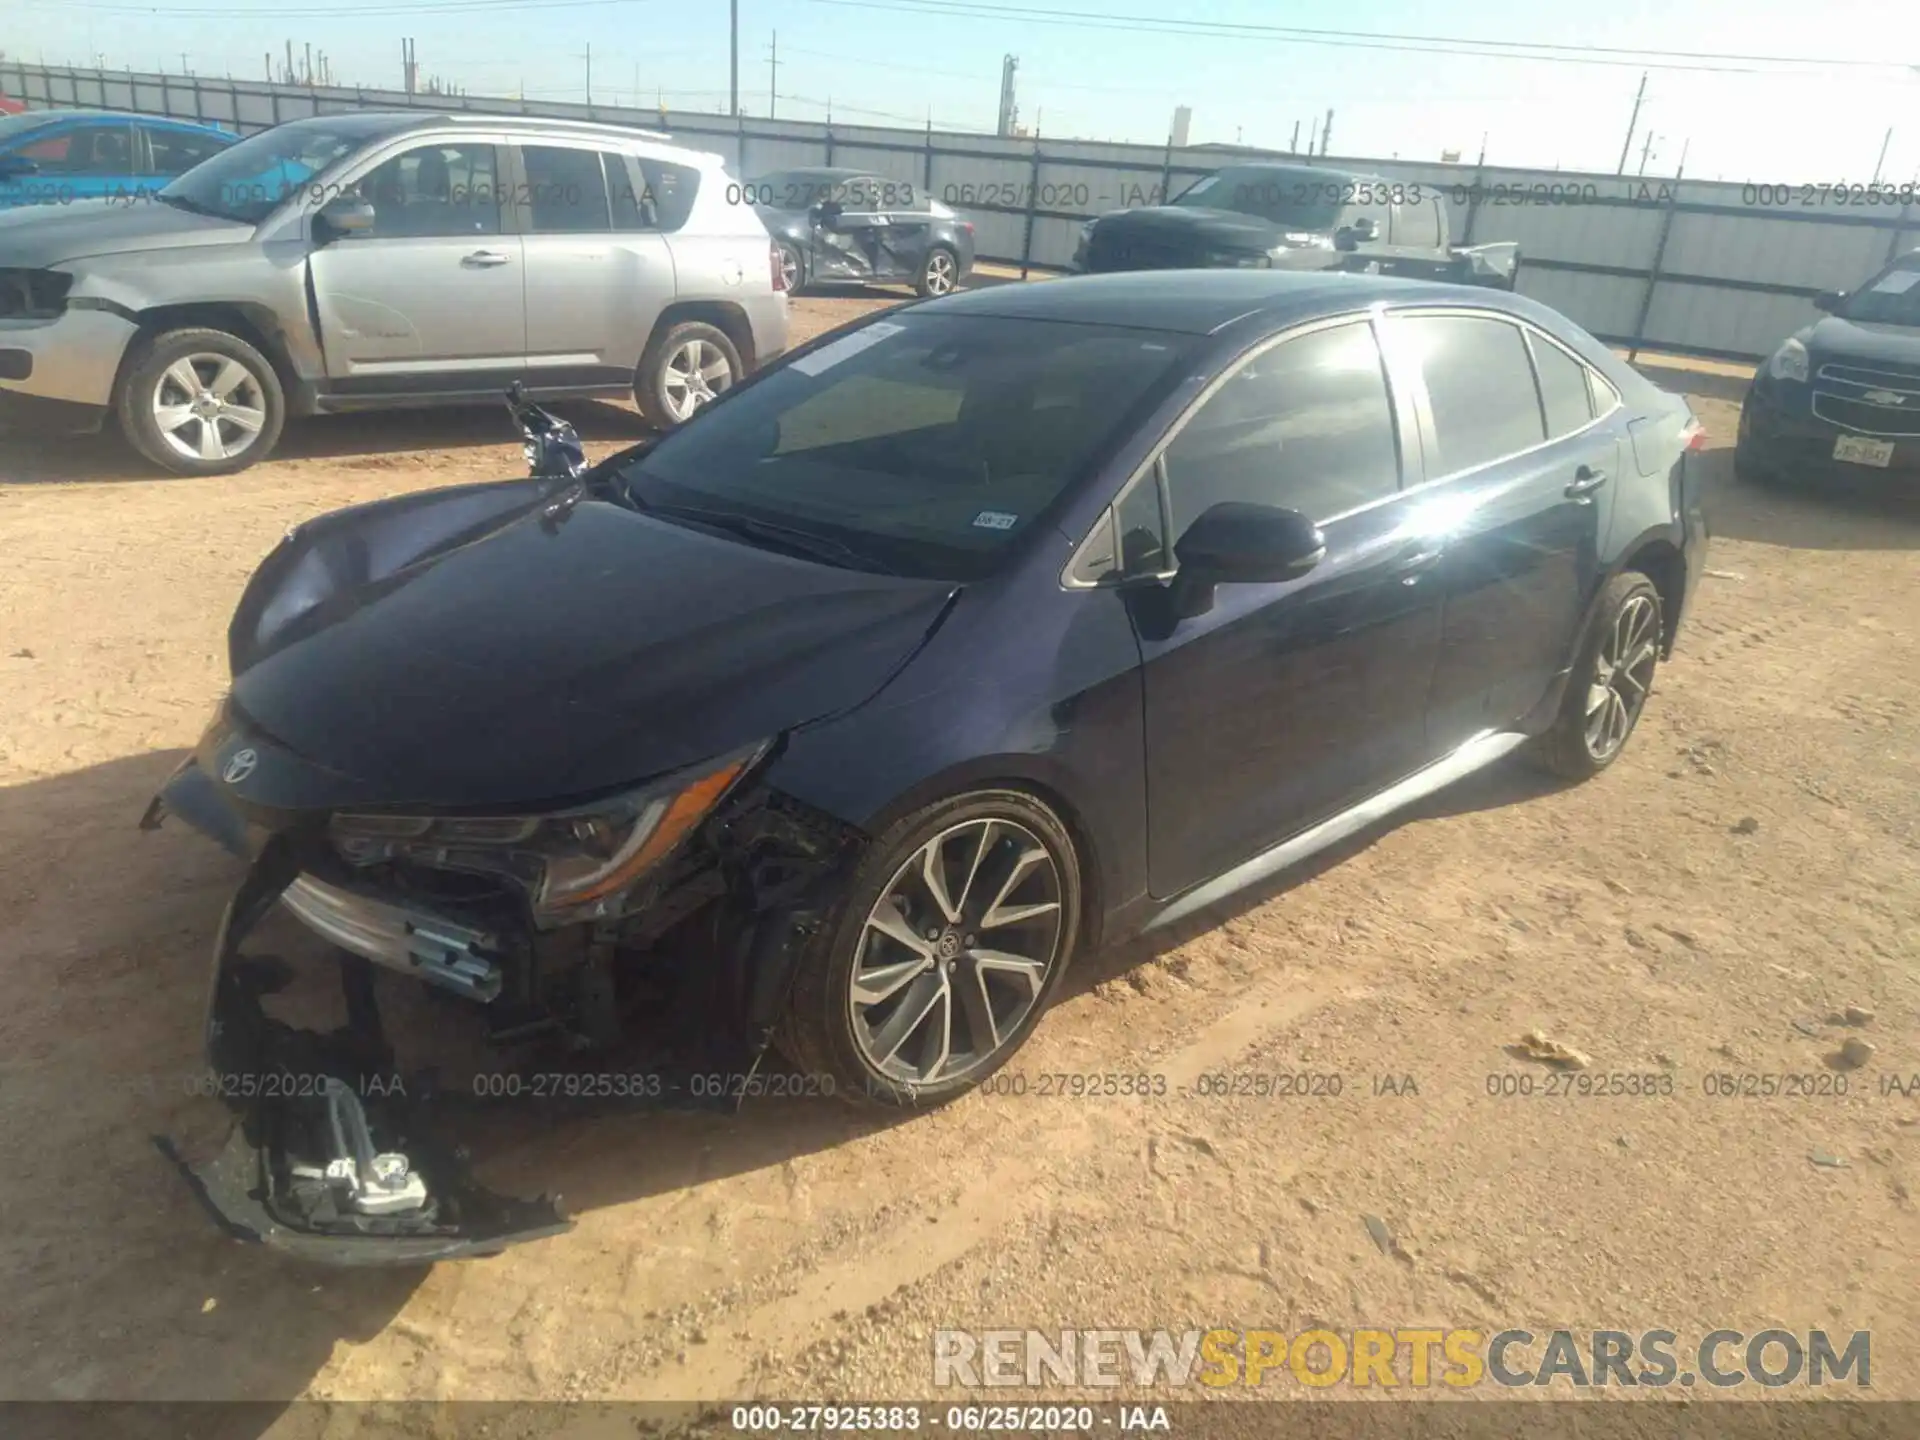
[6, 62, 1919, 364]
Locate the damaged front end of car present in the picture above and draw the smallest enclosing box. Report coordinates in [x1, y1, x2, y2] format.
[146, 723, 868, 1264]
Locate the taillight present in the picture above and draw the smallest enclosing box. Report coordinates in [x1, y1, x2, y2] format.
[769, 241, 787, 293]
[1680, 416, 1706, 451]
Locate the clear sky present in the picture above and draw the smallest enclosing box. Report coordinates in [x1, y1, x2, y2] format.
[5, 0, 1918, 182]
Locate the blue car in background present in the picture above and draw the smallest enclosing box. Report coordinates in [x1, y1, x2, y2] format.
[0, 109, 237, 207]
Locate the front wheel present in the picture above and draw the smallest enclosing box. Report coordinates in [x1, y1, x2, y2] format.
[1530, 572, 1663, 781]
[116, 327, 285, 476]
[776, 790, 1082, 1108]
[635, 320, 743, 429]
[915, 245, 960, 298]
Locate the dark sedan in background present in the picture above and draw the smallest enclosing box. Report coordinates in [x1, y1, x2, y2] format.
[147, 270, 1704, 1262]
[746, 166, 976, 296]
[1738, 248, 1920, 488]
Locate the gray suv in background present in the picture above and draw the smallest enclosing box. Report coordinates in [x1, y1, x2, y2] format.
[0, 111, 790, 474]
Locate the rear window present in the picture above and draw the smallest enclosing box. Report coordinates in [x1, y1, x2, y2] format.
[1172, 167, 1344, 229]
[1400, 314, 1547, 475]
[1529, 332, 1596, 439]
[616, 313, 1198, 581]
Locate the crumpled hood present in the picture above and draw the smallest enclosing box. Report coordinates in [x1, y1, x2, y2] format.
[224, 485, 957, 810]
[1804, 314, 1920, 369]
[0, 197, 252, 266]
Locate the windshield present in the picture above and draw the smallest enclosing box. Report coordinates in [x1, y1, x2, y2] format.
[0, 113, 60, 148]
[614, 313, 1197, 581]
[158, 119, 387, 223]
[1171, 167, 1345, 229]
[1839, 262, 1920, 327]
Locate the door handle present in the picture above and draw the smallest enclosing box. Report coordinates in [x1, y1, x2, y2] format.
[462, 250, 512, 267]
[1392, 540, 1445, 584]
[1565, 464, 1610, 498]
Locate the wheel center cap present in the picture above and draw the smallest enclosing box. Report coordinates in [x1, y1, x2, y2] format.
[936, 930, 963, 960]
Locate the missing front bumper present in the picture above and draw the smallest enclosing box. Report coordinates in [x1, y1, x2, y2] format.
[161, 834, 572, 1265]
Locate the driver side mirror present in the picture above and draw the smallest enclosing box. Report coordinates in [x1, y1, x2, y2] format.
[1168, 501, 1325, 617]
[1336, 216, 1378, 250]
[1812, 290, 1845, 314]
[317, 193, 376, 239]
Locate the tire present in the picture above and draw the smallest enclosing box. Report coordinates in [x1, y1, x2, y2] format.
[1529, 571, 1663, 782]
[634, 320, 744, 430]
[116, 327, 285, 476]
[915, 244, 960, 298]
[776, 789, 1083, 1109]
[775, 241, 806, 295]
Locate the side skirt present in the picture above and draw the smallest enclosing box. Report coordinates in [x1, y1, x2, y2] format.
[1143, 729, 1530, 934]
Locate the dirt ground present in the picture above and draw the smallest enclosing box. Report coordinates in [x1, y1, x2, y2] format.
[1, 285, 1917, 1423]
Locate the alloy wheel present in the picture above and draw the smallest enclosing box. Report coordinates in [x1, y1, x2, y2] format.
[922, 249, 957, 295]
[151, 353, 268, 463]
[848, 818, 1064, 1085]
[778, 245, 802, 292]
[1584, 592, 1659, 762]
[661, 339, 734, 422]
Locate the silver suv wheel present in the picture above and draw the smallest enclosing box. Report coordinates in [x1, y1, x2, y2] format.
[151, 353, 270, 464]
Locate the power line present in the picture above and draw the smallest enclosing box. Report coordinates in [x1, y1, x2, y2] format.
[29, 0, 637, 15]
[802, 0, 1914, 78]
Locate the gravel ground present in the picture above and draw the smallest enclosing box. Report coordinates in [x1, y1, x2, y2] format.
[0, 292, 1916, 1420]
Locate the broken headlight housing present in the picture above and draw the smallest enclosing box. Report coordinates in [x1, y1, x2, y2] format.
[327, 740, 769, 926]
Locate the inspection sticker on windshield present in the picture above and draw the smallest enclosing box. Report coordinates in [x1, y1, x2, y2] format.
[790, 321, 907, 375]
[972, 510, 1019, 530]
[1869, 271, 1920, 294]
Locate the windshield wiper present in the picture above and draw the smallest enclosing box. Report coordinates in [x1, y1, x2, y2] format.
[642, 501, 902, 575]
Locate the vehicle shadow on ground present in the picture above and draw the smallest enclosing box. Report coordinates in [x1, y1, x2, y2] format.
[0, 400, 654, 486]
[1692, 443, 1920, 551]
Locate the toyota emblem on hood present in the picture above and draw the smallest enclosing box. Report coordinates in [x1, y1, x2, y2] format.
[221, 748, 258, 785]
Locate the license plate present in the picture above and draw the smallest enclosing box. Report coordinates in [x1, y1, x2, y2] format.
[1833, 435, 1894, 467]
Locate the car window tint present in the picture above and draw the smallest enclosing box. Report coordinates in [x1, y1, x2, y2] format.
[145, 126, 227, 177]
[20, 124, 133, 174]
[522, 144, 611, 232]
[1530, 332, 1595, 438]
[1393, 198, 1441, 248]
[1588, 366, 1621, 418]
[1163, 320, 1400, 533]
[638, 159, 699, 231]
[1115, 469, 1168, 575]
[1402, 314, 1546, 475]
[354, 143, 501, 237]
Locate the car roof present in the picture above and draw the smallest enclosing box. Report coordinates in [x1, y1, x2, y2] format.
[5, 107, 229, 132]
[747, 165, 871, 181]
[922, 270, 1512, 336]
[1192, 160, 1388, 186]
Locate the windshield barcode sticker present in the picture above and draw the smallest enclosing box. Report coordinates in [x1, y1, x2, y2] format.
[972, 510, 1019, 530]
[789, 321, 907, 376]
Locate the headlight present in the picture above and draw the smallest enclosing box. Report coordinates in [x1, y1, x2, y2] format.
[1280, 232, 1335, 249]
[1767, 337, 1810, 383]
[329, 740, 769, 923]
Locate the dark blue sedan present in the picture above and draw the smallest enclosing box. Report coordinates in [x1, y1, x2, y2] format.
[0, 109, 236, 208]
[145, 269, 1707, 1262]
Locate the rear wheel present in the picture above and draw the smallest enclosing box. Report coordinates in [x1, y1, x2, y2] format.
[116, 327, 285, 476]
[1530, 572, 1662, 781]
[776, 241, 806, 295]
[777, 789, 1082, 1108]
[915, 245, 959, 298]
[635, 320, 743, 429]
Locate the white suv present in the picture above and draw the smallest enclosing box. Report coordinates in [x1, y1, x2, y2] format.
[0, 111, 790, 474]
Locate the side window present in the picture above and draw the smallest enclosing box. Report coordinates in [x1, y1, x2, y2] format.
[144, 126, 228, 177]
[20, 124, 134, 175]
[1115, 469, 1169, 575]
[354, 142, 502, 238]
[607, 153, 645, 229]
[1392, 198, 1441, 248]
[1529, 332, 1596, 439]
[1162, 320, 1401, 535]
[638, 158, 700, 232]
[521, 144, 611, 233]
[1401, 314, 1546, 476]
[1588, 367, 1621, 418]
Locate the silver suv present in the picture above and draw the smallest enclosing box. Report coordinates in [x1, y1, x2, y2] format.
[0, 111, 789, 474]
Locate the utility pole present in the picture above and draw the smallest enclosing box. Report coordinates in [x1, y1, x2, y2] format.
[729, 0, 740, 116]
[768, 32, 778, 118]
[1873, 127, 1892, 185]
[1477, 131, 1488, 165]
[1638, 129, 1656, 175]
[304, 42, 312, 85]
[402, 38, 418, 96]
[264, 52, 272, 82]
[1616, 71, 1647, 175]
[1676, 136, 1690, 178]
[285, 40, 294, 84]
[1289, 119, 1300, 153]
[584, 41, 592, 105]
[1321, 107, 1333, 156]
[1307, 115, 1320, 156]
[179, 52, 189, 75]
